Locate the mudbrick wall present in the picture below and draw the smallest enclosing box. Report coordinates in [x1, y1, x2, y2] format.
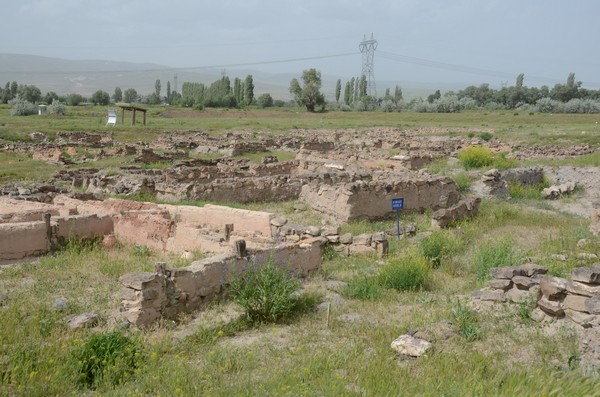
[300, 175, 460, 222]
[119, 239, 323, 327]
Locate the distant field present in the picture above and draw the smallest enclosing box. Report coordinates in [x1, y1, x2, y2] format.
[1, 105, 599, 147]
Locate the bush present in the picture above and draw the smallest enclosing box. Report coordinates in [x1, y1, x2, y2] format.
[536, 97, 563, 113]
[453, 172, 472, 193]
[10, 97, 37, 116]
[229, 262, 313, 324]
[378, 248, 431, 291]
[74, 331, 141, 389]
[473, 238, 520, 281]
[492, 152, 517, 170]
[458, 145, 493, 169]
[479, 132, 493, 141]
[508, 178, 550, 200]
[419, 229, 464, 267]
[48, 99, 66, 115]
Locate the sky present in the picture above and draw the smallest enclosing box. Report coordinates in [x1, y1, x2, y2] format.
[2, 0, 600, 90]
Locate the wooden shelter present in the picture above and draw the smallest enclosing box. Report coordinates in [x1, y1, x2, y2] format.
[117, 104, 147, 126]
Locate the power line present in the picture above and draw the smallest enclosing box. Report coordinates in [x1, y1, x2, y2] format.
[377, 50, 569, 85]
[0, 52, 359, 75]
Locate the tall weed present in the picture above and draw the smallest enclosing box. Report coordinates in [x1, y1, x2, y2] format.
[473, 238, 520, 281]
[378, 248, 431, 291]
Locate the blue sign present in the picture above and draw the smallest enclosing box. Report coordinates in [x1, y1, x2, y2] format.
[392, 198, 404, 210]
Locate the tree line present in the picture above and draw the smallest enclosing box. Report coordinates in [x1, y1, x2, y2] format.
[4, 70, 600, 114]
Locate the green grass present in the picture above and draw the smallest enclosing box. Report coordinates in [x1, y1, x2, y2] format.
[452, 172, 472, 193]
[0, 152, 61, 183]
[473, 237, 521, 282]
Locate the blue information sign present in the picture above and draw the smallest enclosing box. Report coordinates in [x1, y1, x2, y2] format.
[392, 198, 404, 210]
[392, 198, 404, 239]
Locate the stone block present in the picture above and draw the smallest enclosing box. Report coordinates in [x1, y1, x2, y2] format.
[353, 233, 372, 246]
[565, 309, 600, 328]
[530, 307, 553, 323]
[585, 296, 600, 315]
[119, 272, 161, 290]
[563, 294, 588, 313]
[515, 263, 547, 277]
[539, 276, 568, 300]
[538, 297, 564, 316]
[571, 267, 600, 285]
[512, 276, 536, 290]
[566, 281, 600, 297]
[488, 279, 512, 291]
[348, 244, 375, 256]
[390, 334, 432, 357]
[490, 266, 518, 280]
[506, 287, 532, 303]
[326, 235, 340, 243]
[472, 290, 506, 302]
[339, 233, 353, 244]
[372, 231, 387, 242]
[321, 226, 341, 236]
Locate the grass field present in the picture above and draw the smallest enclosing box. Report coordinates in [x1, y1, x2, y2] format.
[1, 105, 600, 395]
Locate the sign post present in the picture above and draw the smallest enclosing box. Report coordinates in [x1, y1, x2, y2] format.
[391, 198, 404, 239]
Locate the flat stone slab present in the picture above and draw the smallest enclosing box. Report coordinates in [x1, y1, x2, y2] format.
[68, 312, 99, 329]
[391, 334, 432, 357]
[472, 290, 507, 302]
[571, 267, 600, 285]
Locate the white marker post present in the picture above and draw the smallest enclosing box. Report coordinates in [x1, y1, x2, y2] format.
[392, 198, 404, 239]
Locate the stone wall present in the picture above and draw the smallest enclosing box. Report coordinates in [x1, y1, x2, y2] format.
[0, 221, 48, 260]
[535, 265, 600, 328]
[472, 263, 600, 329]
[300, 176, 459, 222]
[119, 239, 323, 327]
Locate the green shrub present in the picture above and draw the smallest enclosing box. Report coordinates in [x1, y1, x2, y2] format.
[479, 132, 493, 141]
[451, 299, 481, 341]
[453, 172, 472, 194]
[341, 275, 383, 300]
[508, 178, 551, 200]
[378, 248, 431, 291]
[419, 230, 464, 267]
[48, 99, 66, 115]
[74, 331, 141, 389]
[10, 98, 37, 116]
[492, 152, 517, 170]
[229, 262, 314, 324]
[458, 145, 493, 169]
[473, 238, 520, 281]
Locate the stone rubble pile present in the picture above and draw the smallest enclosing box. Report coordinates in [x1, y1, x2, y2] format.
[542, 182, 576, 199]
[472, 264, 547, 303]
[534, 264, 600, 328]
[270, 217, 389, 258]
[473, 263, 600, 329]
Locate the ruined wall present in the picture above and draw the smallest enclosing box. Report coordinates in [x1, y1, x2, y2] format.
[162, 204, 274, 237]
[472, 263, 600, 329]
[119, 239, 323, 327]
[0, 222, 48, 260]
[535, 265, 600, 328]
[300, 176, 460, 222]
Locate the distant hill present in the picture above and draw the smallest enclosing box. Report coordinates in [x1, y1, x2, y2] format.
[0, 53, 440, 100]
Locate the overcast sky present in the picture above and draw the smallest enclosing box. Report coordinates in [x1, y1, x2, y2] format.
[2, 0, 600, 89]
